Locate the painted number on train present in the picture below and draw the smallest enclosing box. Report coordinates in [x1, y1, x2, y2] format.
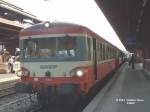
[40, 65, 57, 69]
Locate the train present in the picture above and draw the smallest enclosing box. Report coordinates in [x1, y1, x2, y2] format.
[15, 22, 125, 104]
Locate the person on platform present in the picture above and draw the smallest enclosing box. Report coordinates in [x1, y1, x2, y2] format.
[129, 54, 135, 69]
[8, 56, 15, 73]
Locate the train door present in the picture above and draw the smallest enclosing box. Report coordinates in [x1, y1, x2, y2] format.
[93, 38, 97, 80]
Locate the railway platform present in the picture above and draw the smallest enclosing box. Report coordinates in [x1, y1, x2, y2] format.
[0, 73, 19, 83]
[83, 62, 150, 112]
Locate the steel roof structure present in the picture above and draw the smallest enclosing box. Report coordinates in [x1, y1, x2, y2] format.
[0, 0, 41, 54]
[96, 0, 150, 53]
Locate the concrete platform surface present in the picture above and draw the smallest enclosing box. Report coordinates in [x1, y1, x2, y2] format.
[83, 63, 150, 112]
[0, 73, 19, 83]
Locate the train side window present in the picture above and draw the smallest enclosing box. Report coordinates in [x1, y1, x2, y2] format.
[108, 47, 110, 59]
[100, 44, 102, 61]
[113, 49, 115, 58]
[108, 47, 109, 59]
[115, 50, 117, 58]
[107, 47, 109, 59]
[109, 47, 111, 59]
[110, 48, 113, 59]
[99, 43, 102, 61]
[112, 49, 113, 58]
[106, 46, 108, 60]
[98, 43, 101, 61]
[87, 38, 91, 60]
[101, 44, 103, 60]
[107, 46, 109, 59]
[96, 42, 99, 62]
[116, 50, 118, 58]
[102, 44, 104, 60]
[103, 44, 105, 60]
[104, 45, 106, 60]
[99, 43, 101, 61]
[110, 48, 111, 59]
[113, 50, 115, 58]
[111, 49, 114, 58]
[105, 46, 107, 59]
[117, 51, 119, 58]
[113, 49, 114, 58]
[112, 49, 114, 58]
[105, 46, 107, 60]
[114, 50, 116, 58]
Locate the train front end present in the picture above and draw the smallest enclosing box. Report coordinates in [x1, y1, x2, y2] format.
[15, 22, 93, 102]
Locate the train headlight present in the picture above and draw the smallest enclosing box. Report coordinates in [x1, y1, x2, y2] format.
[16, 68, 30, 77]
[22, 70, 30, 76]
[76, 69, 84, 77]
[70, 68, 87, 77]
[16, 70, 22, 77]
[44, 21, 51, 28]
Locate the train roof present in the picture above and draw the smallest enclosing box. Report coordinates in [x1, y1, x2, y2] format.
[20, 22, 122, 52]
[21, 22, 83, 32]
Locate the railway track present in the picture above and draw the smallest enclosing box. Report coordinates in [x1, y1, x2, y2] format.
[0, 79, 18, 98]
[0, 87, 16, 98]
[0, 94, 39, 112]
[0, 79, 41, 112]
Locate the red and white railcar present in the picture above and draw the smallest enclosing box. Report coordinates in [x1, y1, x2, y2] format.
[16, 22, 124, 103]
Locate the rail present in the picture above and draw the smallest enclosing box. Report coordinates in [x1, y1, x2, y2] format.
[0, 94, 39, 112]
[0, 79, 18, 98]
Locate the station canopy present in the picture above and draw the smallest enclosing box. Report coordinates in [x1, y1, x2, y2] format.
[0, 0, 41, 53]
[96, 0, 150, 52]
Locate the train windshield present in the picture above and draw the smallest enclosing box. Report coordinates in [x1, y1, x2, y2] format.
[21, 36, 87, 62]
